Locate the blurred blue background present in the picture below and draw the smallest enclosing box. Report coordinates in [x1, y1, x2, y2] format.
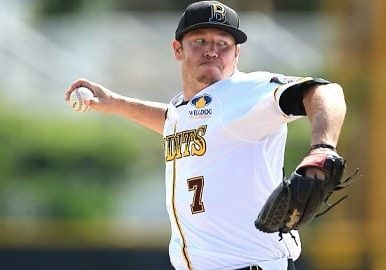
[0, 0, 385, 269]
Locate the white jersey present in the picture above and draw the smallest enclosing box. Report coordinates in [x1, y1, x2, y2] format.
[163, 71, 315, 270]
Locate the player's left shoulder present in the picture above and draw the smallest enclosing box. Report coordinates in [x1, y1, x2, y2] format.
[270, 73, 331, 87]
[232, 71, 309, 88]
[232, 71, 273, 83]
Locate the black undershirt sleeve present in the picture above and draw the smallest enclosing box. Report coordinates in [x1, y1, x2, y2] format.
[279, 78, 330, 116]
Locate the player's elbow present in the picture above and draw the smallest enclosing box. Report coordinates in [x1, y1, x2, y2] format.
[326, 83, 346, 115]
[303, 82, 347, 119]
[315, 83, 346, 108]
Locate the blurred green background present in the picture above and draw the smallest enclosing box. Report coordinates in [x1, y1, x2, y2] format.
[1, 0, 385, 269]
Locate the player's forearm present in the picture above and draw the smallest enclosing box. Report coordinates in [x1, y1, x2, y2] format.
[65, 79, 167, 134]
[303, 83, 346, 147]
[111, 94, 167, 134]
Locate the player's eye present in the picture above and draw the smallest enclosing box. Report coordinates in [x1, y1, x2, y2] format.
[217, 40, 228, 47]
[193, 39, 205, 45]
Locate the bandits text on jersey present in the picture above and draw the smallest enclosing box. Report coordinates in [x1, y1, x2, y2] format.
[164, 125, 207, 162]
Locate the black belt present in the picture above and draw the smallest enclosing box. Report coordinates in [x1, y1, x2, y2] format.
[236, 259, 295, 270]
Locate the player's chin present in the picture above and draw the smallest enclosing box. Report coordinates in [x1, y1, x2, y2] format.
[197, 74, 222, 85]
[197, 68, 224, 84]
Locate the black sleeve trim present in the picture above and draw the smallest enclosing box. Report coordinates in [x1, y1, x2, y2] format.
[279, 78, 330, 116]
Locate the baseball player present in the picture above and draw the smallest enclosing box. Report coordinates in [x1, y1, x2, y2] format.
[65, 1, 346, 270]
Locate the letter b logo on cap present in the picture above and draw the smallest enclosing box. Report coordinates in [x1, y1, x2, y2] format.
[209, 3, 226, 23]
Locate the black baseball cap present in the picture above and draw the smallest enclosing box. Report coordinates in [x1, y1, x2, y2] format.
[175, 1, 247, 44]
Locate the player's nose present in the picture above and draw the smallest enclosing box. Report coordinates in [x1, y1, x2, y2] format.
[203, 43, 219, 58]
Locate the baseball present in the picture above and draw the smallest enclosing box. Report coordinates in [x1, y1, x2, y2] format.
[69, 87, 95, 112]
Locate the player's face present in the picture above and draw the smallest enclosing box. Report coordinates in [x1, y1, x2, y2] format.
[174, 28, 240, 87]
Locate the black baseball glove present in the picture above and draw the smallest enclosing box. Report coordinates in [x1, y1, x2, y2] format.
[255, 152, 358, 235]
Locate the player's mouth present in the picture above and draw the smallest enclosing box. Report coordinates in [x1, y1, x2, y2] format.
[199, 61, 223, 70]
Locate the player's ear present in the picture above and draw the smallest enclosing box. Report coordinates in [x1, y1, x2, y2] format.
[172, 40, 183, 60]
[233, 44, 241, 65]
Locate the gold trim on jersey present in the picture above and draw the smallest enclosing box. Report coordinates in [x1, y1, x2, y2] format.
[170, 123, 193, 270]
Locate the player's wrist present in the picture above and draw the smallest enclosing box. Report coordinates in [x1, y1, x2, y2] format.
[309, 143, 336, 152]
[307, 144, 340, 160]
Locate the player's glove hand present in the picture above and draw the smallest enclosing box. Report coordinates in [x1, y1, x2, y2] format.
[254, 150, 358, 235]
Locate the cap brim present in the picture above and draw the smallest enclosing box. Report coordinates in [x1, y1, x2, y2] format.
[176, 22, 247, 44]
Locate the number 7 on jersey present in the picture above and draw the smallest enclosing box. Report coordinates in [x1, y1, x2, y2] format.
[187, 176, 205, 214]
